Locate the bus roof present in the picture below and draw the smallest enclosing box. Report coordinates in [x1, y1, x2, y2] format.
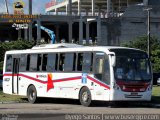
[31, 43, 83, 49]
[5, 43, 145, 55]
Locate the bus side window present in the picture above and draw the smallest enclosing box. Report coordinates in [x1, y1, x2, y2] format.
[59, 53, 65, 71]
[37, 54, 42, 71]
[73, 53, 76, 71]
[26, 54, 30, 71]
[47, 54, 58, 72]
[77, 53, 83, 71]
[6, 55, 13, 72]
[42, 54, 47, 71]
[90, 53, 93, 71]
[19, 54, 26, 72]
[82, 52, 93, 73]
[64, 53, 74, 72]
[30, 54, 38, 71]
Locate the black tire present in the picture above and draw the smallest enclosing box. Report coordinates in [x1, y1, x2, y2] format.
[79, 87, 92, 107]
[27, 85, 37, 104]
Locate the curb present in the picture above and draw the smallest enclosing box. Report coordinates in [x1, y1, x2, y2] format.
[151, 103, 160, 108]
[133, 102, 160, 108]
[0, 101, 28, 104]
[0, 100, 160, 108]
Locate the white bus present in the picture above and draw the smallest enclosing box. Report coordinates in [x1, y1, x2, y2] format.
[3, 43, 152, 106]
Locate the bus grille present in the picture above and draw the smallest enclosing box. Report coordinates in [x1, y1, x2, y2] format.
[124, 94, 142, 98]
[116, 81, 150, 92]
[125, 85, 144, 88]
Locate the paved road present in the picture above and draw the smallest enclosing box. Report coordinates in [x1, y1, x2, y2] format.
[0, 100, 160, 120]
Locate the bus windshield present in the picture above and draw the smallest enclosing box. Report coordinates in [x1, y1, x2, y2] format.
[112, 50, 152, 81]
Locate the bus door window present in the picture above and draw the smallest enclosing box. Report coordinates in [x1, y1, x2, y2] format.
[59, 53, 65, 71]
[94, 54, 104, 80]
[6, 55, 13, 72]
[42, 54, 48, 71]
[13, 58, 20, 74]
[103, 56, 110, 85]
[77, 53, 83, 71]
[82, 53, 93, 73]
[12, 57, 20, 94]
[47, 54, 58, 72]
[64, 53, 74, 72]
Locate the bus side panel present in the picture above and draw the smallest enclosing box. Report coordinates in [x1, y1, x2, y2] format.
[3, 75, 13, 94]
[17, 73, 40, 96]
[44, 73, 82, 99]
[18, 73, 49, 97]
[89, 74, 110, 101]
[3, 53, 13, 94]
[17, 72, 111, 101]
[17, 73, 82, 99]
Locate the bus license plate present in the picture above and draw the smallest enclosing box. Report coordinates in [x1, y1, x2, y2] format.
[131, 92, 138, 96]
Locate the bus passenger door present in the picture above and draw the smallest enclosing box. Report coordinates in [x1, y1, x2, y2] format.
[12, 58, 20, 94]
[94, 53, 110, 101]
[94, 54, 105, 100]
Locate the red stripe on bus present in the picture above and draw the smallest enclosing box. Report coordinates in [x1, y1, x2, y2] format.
[3, 74, 81, 84]
[87, 76, 110, 90]
[21, 74, 47, 84]
[54, 76, 81, 83]
[3, 73, 47, 84]
[3, 73, 110, 89]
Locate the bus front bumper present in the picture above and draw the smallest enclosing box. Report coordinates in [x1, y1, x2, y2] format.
[110, 90, 152, 101]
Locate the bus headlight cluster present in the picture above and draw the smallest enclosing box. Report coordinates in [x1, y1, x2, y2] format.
[122, 85, 125, 90]
[113, 83, 120, 90]
[147, 85, 152, 91]
[140, 88, 145, 92]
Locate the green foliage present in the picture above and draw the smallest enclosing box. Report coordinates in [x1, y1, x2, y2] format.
[152, 50, 160, 72]
[122, 36, 160, 51]
[0, 91, 27, 102]
[122, 36, 160, 72]
[0, 61, 3, 71]
[0, 40, 35, 71]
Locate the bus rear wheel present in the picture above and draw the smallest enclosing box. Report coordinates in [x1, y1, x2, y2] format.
[27, 85, 37, 104]
[79, 87, 92, 107]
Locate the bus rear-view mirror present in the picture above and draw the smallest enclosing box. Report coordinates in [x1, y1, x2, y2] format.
[110, 53, 116, 67]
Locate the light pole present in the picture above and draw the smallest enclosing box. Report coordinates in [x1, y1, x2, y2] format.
[144, 8, 152, 59]
[4, 0, 9, 14]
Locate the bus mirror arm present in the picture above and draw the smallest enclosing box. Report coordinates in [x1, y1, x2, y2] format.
[109, 53, 116, 67]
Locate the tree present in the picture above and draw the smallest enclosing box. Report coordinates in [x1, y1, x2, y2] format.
[121, 35, 160, 72]
[0, 40, 35, 71]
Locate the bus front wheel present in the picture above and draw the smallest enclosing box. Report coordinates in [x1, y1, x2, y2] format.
[79, 87, 92, 107]
[27, 85, 37, 104]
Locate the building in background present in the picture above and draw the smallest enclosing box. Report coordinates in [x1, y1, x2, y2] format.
[0, 0, 160, 46]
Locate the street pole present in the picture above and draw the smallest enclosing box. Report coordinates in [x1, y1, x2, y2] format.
[4, 0, 9, 14]
[144, 8, 152, 59]
[29, 0, 32, 41]
[29, 0, 32, 15]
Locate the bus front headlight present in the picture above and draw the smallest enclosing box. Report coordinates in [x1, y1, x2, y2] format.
[113, 83, 120, 90]
[147, 85, 152, 91]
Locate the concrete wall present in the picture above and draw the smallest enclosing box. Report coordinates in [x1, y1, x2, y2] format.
[100, 3, 160, 46]
[119, 4, 160, 45]
[99, 19, 121, 46]
[148, 0, 160, 5]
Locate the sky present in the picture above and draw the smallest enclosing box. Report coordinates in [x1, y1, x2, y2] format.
[0, 0, 51, 14]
